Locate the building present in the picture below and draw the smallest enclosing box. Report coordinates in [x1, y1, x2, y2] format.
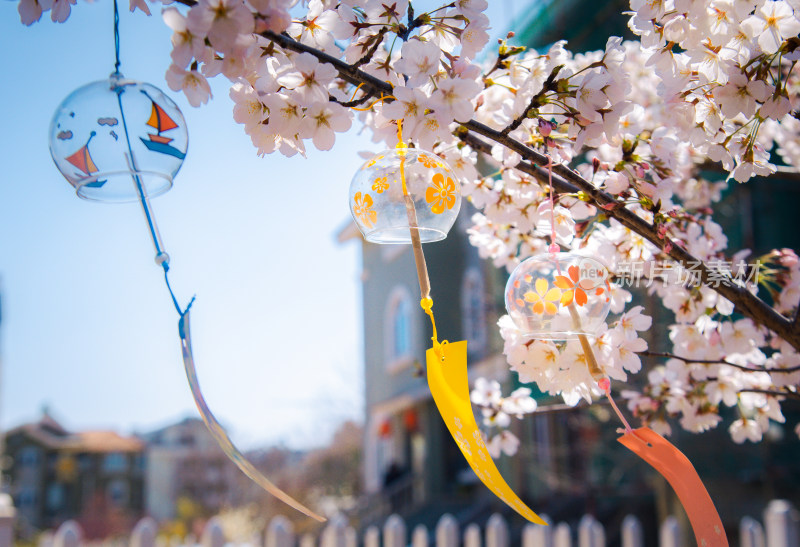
[4, 410, 145, 539]
[139, 417, 237, 522]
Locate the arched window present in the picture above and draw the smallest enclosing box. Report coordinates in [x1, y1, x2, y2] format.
[385, 286, 414, 370]
[461, 267, 487, 354]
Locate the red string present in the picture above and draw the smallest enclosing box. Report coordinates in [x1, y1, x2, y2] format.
[546, 153, 631, 434]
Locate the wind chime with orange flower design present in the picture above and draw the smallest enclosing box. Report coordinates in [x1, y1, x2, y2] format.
[347, 116, 728, 545]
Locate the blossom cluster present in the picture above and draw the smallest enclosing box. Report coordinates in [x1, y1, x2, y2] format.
[469, 378, 537, 457]
[19, 0, 800, 445]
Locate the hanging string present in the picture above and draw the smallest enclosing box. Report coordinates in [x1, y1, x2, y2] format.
[543, 149, 632, 434]
[113, 0, 121, 75]
[394, 119, 442, 355]
[546, 151, 559, 255]
[108, 0, 325, 518]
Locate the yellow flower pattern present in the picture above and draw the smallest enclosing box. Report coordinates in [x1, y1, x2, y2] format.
[353, 192, 377, 228]
[371, 176, 389, 193]
[425, 172, 456, 214]
[523, 278, 562, 315]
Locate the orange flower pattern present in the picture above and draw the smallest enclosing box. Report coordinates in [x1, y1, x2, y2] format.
[418, 154, 440, 168]
[363, 155, 384, 169]
[425, 172, 456, 214]
[553, 265, 607, 307]
[353, 192, 377, 228]
[372, 176, 389, 193]
[523, 278, 562, 315]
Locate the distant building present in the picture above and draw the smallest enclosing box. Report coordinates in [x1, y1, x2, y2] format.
[4, 411, 144, 539]
[139, 417, 236, 522]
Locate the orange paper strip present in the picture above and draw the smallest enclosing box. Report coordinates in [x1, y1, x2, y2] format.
[618, 427, 728, 547]
[427, 341, 546, 524]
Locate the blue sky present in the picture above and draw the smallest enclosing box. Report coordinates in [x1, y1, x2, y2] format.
[0, 1, 519, 449]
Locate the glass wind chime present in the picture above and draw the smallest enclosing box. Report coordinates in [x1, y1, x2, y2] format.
[48, 0, 324, 522]
[349, 121, 546, 524]
[350, 122, 728, 545]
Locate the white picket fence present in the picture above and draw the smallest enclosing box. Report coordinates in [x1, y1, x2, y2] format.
[43, 499, 799, 547]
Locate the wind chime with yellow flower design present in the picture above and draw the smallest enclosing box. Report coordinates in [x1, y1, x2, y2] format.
[347, 119, 728, 546]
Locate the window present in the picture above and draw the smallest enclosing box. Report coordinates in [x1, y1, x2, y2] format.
[461, 268, 487, 355]
[46, 484, 64, 512]
[103, 452, 127, 473]
[19, 447, 40, 468]
[385, 286, 414, 370]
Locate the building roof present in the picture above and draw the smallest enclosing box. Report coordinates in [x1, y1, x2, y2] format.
[5, 414, 143, 453]
[74, 431, 144, 453]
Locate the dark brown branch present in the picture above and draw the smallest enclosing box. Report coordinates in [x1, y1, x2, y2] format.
[331, 92, 379, 108]
[352, 27, 390, 70]
[193, 28, 800, 353]
[457, 129, 800, 352]
[501, 64, 563, 135]
[638, 350, 800, 374]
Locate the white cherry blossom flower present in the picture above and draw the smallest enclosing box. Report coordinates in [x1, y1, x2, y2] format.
[741, 0, 800, 54]
[187, 0, 255, 54]
[471, 377, 502, 406]
[18, 0, 52, 25]
[277, 53, 337, 106]
[431, 77, 481, 123]
[459, 19, 490, 60]
[164, 8, 208, 68]
[302, 102, 352, 151]
[729, 418, 762, 443]
[166, 64, 213, 107]
[287, 0, 340, 54]
[50, 0, 75, 23]
[486, 430, 520, 458]
[130, 0, 151, 16]
[395, 39, 442, 87]
[714, 70, 771, 119]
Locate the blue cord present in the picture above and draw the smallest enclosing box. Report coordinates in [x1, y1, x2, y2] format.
[113, 0, 121, 75]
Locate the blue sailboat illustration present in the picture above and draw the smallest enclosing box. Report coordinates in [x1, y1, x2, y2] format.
[140, 92, 186, 159]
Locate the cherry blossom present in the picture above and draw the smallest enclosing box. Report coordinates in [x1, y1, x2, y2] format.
[166, 64, 212, 107]
[18, 0, 800, 445]
[741, 0, 800, 54]
[18, 0, 52, 25]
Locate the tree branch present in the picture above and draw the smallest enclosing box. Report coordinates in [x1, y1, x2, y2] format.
[248, 31, 800, 352]
[637, 350, 800, 374]
[352, 27, 390, 70]
[500, 64, 563, 135]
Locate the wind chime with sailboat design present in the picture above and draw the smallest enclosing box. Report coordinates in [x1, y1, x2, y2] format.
[48, 0, 328, 523]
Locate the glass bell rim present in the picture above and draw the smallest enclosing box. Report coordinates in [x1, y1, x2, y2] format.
[518, 329, 600, 341]
[73, 170, 173, 204]
[364, 225, 447, 244]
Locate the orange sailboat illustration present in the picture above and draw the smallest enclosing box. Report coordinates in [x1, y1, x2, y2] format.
[65, 131, 106, 188]
[140, 90, 186, 159]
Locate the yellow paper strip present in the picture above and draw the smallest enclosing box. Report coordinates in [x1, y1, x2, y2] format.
[426, 340, 546, 525]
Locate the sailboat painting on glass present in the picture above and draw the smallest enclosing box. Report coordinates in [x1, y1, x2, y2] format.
[140, 91, 186, 160]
